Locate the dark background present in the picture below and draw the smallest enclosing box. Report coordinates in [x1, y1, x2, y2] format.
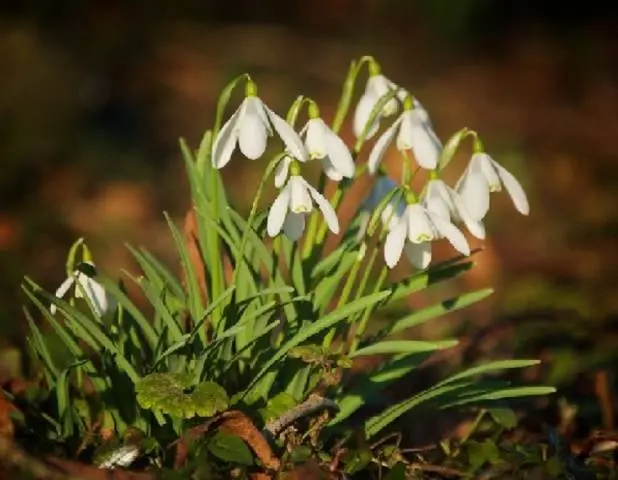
[1, 0, 617, 431]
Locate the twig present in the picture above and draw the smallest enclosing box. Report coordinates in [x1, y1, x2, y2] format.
[263, 394, 339, 441]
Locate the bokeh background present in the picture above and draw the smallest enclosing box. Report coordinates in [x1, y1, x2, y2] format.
[2, 0, 618, 436]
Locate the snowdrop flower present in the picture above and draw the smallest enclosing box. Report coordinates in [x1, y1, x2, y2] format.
[456, 152, 530, 221]
[384, 203, 470, 270]
[422, 177, 485, 240]
[212, 80, 306, 169]
[353, 67, 400, 140]
[368, 97, 442, 174]
[357, 176, 406, 240]
[51, 262, 113, 317]
[267, 173, 339, 241]
[274, 107, 355, 187]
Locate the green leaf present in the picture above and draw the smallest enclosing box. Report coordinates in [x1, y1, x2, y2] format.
[488, 407, 518, 429]
[387, 260, 474, 304]
[258, 392, 297, 423]
[192, 381, 229, 417]
[343, 448, 372, 474]
[442, 386, 557, 408]
[164, 212, 204, 324]
[388, 288, 493, 335]
[242, 290, 391, 399]
[438, 127, 470, 170]
[207, 432, 254, 466]
[467, 439, 500, 470]
[331, 351, 433, 426]
[364, 380, 477, 438]
[350, 340, 458, 358]
[135, 373, 194, 417]
[435, 360, 543, 388]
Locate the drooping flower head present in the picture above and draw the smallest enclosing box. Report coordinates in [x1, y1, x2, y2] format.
[384, 199, 470, 270]
[274, 102, 355, 187]
[212, 80, 307, 169]
[267, 161, 339, 241]
[368, 95, 442, 174]
[353, 62, 400, 141]
[422, 173, 485, 240]
[456, 151, 529, 221]
[51, 261, 114, 317]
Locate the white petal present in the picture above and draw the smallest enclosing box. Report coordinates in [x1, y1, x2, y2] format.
[383, 219, 407, 268]
[475, 153, 501, 190]
[289, 176, 313, 213]
[264, 106, 307, 161]
[406, 204, 436, 243]
[238, 97, 268, 159]
[283, 212, 306, 241]
[367, 75, 398, 116]
[396, 110, 415, 151]
[454, 199, 486, 239]
[267, 185, 291, 237]
[493, 161, 530, 215]
[404, 242, 432, 269]
[424, 180, 452, 220]
[51, 276, 75, 314]
[212, 104, 242, 169]
[353, 93, 380, 140]
[430, 213, 470, 256]
[80, 277, 109, 317]
[274, 156, 292, 188]
[458, 171, 490, 221]
[324, 132, 354, 179]
[321, 156, 343, 181]
[305, 118, 328, 159]
[410, 123, 440, 169]
[304, 180, 340, 235]
[367, 116, 402, 174]
[413, 98, 432, 126]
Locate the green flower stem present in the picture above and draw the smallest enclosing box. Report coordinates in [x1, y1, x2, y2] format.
[315, 163, 367, 245]
[349, 265, 389, 354]
[322, 249, 364, 350]
[209, 164, 224, 329]
[301, 172, 327, 259]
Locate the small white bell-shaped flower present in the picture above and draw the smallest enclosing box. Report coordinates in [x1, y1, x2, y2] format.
[357, 176, 406, 241]
[353, 63, 400, 140]
[51, 262, 113, 317]
[274, 105, 355, 187]
[456, 151, 530, 221]
[212, 80, 307, 169]
[368, 96, 442, 174]
[422, 175, 485, 240]
[267, 166, 339, 241]
[384, 201, 470, 270]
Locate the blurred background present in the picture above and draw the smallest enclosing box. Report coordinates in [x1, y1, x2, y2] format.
[1, 0, 618, 437]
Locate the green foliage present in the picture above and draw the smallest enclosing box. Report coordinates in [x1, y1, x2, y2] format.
[20, 55, 555, 475]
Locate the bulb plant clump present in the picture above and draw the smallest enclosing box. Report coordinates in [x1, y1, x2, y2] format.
[18, 56, 553, 478]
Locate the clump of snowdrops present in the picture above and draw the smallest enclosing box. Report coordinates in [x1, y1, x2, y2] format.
[20, 56, 553, 477]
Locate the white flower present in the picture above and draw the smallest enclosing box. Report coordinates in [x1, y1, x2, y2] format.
[51, 262, 113, 317]
[212, 95, 307, 169]
[358, 176, 406, 240]
[367, 109, 442, 174]
[267, 175, 339, 241]
[422, 178, 485, 240]
[456, 152, 530, 221]
[353, 74, 400, 140]
[384, 203, 470, 269]
[274, 117, 355, 187]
